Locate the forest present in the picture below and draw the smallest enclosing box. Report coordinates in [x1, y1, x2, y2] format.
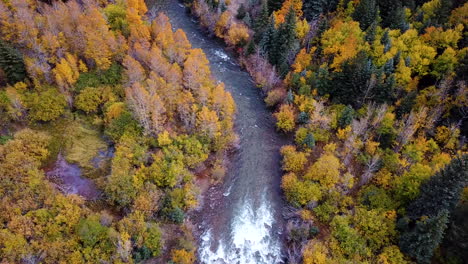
[0, 0, 467, 263]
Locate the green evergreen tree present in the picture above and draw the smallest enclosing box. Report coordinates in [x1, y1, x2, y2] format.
[236, 3, 247, 20]
[268, 0, 284, 13]
[326, 52, 373, 107]
[379, 0, 409, 31]
[303, 0, 339, 21]
[338, 106, 354, 128]
[352, 0, 379, 31]
[260, 16, 277, 55]
[270, 7, 297, 76]
[399, 210, 450, 264]
[297, 111, 309, 124]
[365, 21, 377, 43]
[245, 39, 256, 56]
[406, 155, 468, 219]
[399, 155, 468, 263]
[303, 132, 315, 148]
[286, 89, 294, 104]
[0, 41, 27, 84]
[373, 68, 396, 104]
[254, 1, 271, 42]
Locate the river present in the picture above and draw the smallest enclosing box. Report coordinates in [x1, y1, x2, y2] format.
[148, 1, 288, 263]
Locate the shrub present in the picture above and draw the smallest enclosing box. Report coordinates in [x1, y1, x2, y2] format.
[265, 88, 286, 107]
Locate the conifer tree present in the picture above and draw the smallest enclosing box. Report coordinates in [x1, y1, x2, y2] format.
[254, 1, 270, 42]
[0, 41, 26, 84]
[338, 106, 354, 128]
[406, 155, 468, 219]
[271, 7, 297, 76]
[260, 16, 277, 55]
[303, 0, 338, 21]
[379, 0, 408, 31]
[352, 0, 379, 31]
[399, 210, 450, 264]
[268, 0, 284, 13]
[399, 155, 468, 263]
[236, 4, 247, 20]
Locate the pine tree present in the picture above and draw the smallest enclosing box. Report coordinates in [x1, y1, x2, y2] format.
[0, 41, 27, 84]
[378, 0, 409, 31]
[268, 0, 284, 13]
[352, 0, 379, 31]
[338, 106, 354, 128]
[303, 0, 339, 21]
[327, 52, 374, 107]
[406, 155, 468, 219]
[399, 155, 468, 263]
[399, 210, 450, 264]
[303, 132, 315, 148]
[254, 1, 270, 42]
[270, 7, 297, 76]
[236, 4, 247, 19]
[245, 40, 256, 56]
[260, 16, 277, 55]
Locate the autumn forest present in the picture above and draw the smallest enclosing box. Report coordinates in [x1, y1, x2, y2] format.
[0, 0, 467, 263]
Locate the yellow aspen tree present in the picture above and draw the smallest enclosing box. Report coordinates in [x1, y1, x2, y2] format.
[296, 18, 310, 40]
[127, 0, 148, 16]
[148, 45, 171, 79]
[173, 29, 192, 64]
[422, 26, 463, 49]
[183, 49, 211, 93]
[449, 2, 468, 27]
[129, 23, 151, 49]
[171, 249, 195, 264]
[303, 241, 329, 264]
[280, 145, 309, 173]
[321, 20, 367, 70]
[196, 106, 221, 139]
[151, 13, 172, 38]
[215, 11, 231, 38]
[210, 83, 236, 120]
[304, 152, 341, 188]
[126, 0, 147, 25]
[292, 48, 313, 73]
[53, 53, 79, 97]
[82, 8, 117, 70]
[274, 104, 296, 132]
[150, 93, 166, 134]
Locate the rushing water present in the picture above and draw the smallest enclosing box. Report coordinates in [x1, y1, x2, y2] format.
[149, 1, 288, 263]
